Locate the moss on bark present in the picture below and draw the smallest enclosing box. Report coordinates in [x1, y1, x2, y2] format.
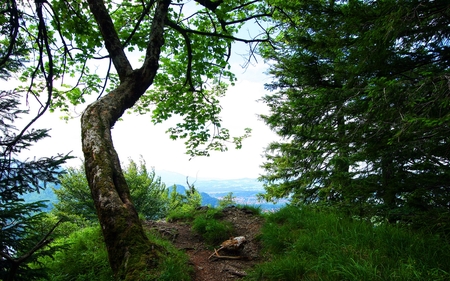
[82, 97, 164, 280]
[80, 1, 170, 278]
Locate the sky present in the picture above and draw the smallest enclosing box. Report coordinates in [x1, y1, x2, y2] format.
[23, 53, 280, 180]
[11, 2, 280, 180]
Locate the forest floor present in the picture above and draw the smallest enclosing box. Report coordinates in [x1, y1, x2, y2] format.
[144, 206, 265, 281]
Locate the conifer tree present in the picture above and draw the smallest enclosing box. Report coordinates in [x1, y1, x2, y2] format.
[260, 0, 450, 226]
[0, 91, 71, 281]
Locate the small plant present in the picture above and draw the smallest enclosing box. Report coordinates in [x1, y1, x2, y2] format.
[236, 204, 262, 216]
[192, 208, 234, 246]
[218, 192, 236, 208]
[166, 208, 197, 222]
[166, 182, 202, 222]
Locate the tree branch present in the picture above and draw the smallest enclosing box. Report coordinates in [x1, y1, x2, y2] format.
[14, 219, 63, 264]
[194, 0, 224, 12]
[140, 0, 171, 89]
[164, 19, 195, 90]
[166, 22, 269, 44]
[122, 0, 156, 48]
[86, 0, 133, 81]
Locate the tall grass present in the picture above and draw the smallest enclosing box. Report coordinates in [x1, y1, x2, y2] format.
[245, 205, 450, 281]
[38, 227, 113, 281]
[38, 226, 192, 281]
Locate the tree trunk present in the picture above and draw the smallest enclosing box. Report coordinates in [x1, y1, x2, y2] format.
[81, 81, 161, 280]
[81, 1, 170, 279]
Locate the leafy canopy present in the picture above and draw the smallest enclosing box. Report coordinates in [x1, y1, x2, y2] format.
[8, 0, 271, 156]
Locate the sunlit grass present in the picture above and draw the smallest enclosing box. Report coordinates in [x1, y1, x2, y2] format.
[245, 205, 450, 281]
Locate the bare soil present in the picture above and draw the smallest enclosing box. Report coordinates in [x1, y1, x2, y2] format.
[144, 206, 265, 281]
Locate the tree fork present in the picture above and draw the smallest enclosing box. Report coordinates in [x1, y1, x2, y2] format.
[82, 0, 170, 279]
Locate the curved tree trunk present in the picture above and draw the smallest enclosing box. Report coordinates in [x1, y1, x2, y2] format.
[81, 0, 170, 279]
[81, 83, 160, 280]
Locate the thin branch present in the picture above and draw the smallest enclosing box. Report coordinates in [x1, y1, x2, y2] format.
[4, 1, 54, 153]
[224, 13, 272, 26]
[194, 0, 224, 12]
[164, 19, 195, 91]
[14, 219, 63, 264]
[228, 0, 260, 12]
[86, 0, 133, 81]
[140, 0, 171, 87]
[97, 58, 113, 100]
[122, 0, 156, 48]
[165, 23, 269, 44]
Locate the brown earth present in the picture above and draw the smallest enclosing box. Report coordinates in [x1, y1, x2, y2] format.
[144, 206, 265, 281]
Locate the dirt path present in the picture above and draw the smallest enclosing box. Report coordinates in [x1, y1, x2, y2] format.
[145, 206, 265, 280]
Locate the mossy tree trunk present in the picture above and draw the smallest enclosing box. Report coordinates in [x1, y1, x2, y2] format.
[81, 0, 170, 279]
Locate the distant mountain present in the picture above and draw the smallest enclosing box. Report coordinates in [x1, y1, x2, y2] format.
[157, 170, 193, 187]
[169, 184, 219, 207]
[21, 183, 59, 211]
[156, 170, 265, 193]
[193, 178, 264, 193]
[157, 170, 286, 210]
[23, 170, 285, 212]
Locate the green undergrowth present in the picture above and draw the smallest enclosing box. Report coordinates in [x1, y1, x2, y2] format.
[244, 205, 450, 281]
[38, 226, 191, 281]
[191, 207, 235, 246]
[235, 204, 263, 216]
[168, 206, 236, 246]
[166, 207, 198, 222]
[168, 205, 262, 247]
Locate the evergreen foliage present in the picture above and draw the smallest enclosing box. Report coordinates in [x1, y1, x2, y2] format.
[53, 158, 169, 221]
[218, 192, 237, 208]
[0, 91, 71, 281]
[166, 183, 203, 221]
[259, 0, 450, 227]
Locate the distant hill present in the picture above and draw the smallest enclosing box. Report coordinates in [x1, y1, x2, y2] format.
[23, 170, 285, 211]
[156, 170, 265, 193]
[169, 184, 219, 207]
[21, 183, 60, 211]
[158, 170, 286, 210]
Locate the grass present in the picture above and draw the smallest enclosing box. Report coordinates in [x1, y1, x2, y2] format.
[191, 207, 235, 246]
[38, 226, 192, 281]
[244, 205, 450, 281]
[37, 204, 450, 280]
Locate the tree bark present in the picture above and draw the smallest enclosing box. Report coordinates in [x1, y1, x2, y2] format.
[81, 0, 170, 279]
